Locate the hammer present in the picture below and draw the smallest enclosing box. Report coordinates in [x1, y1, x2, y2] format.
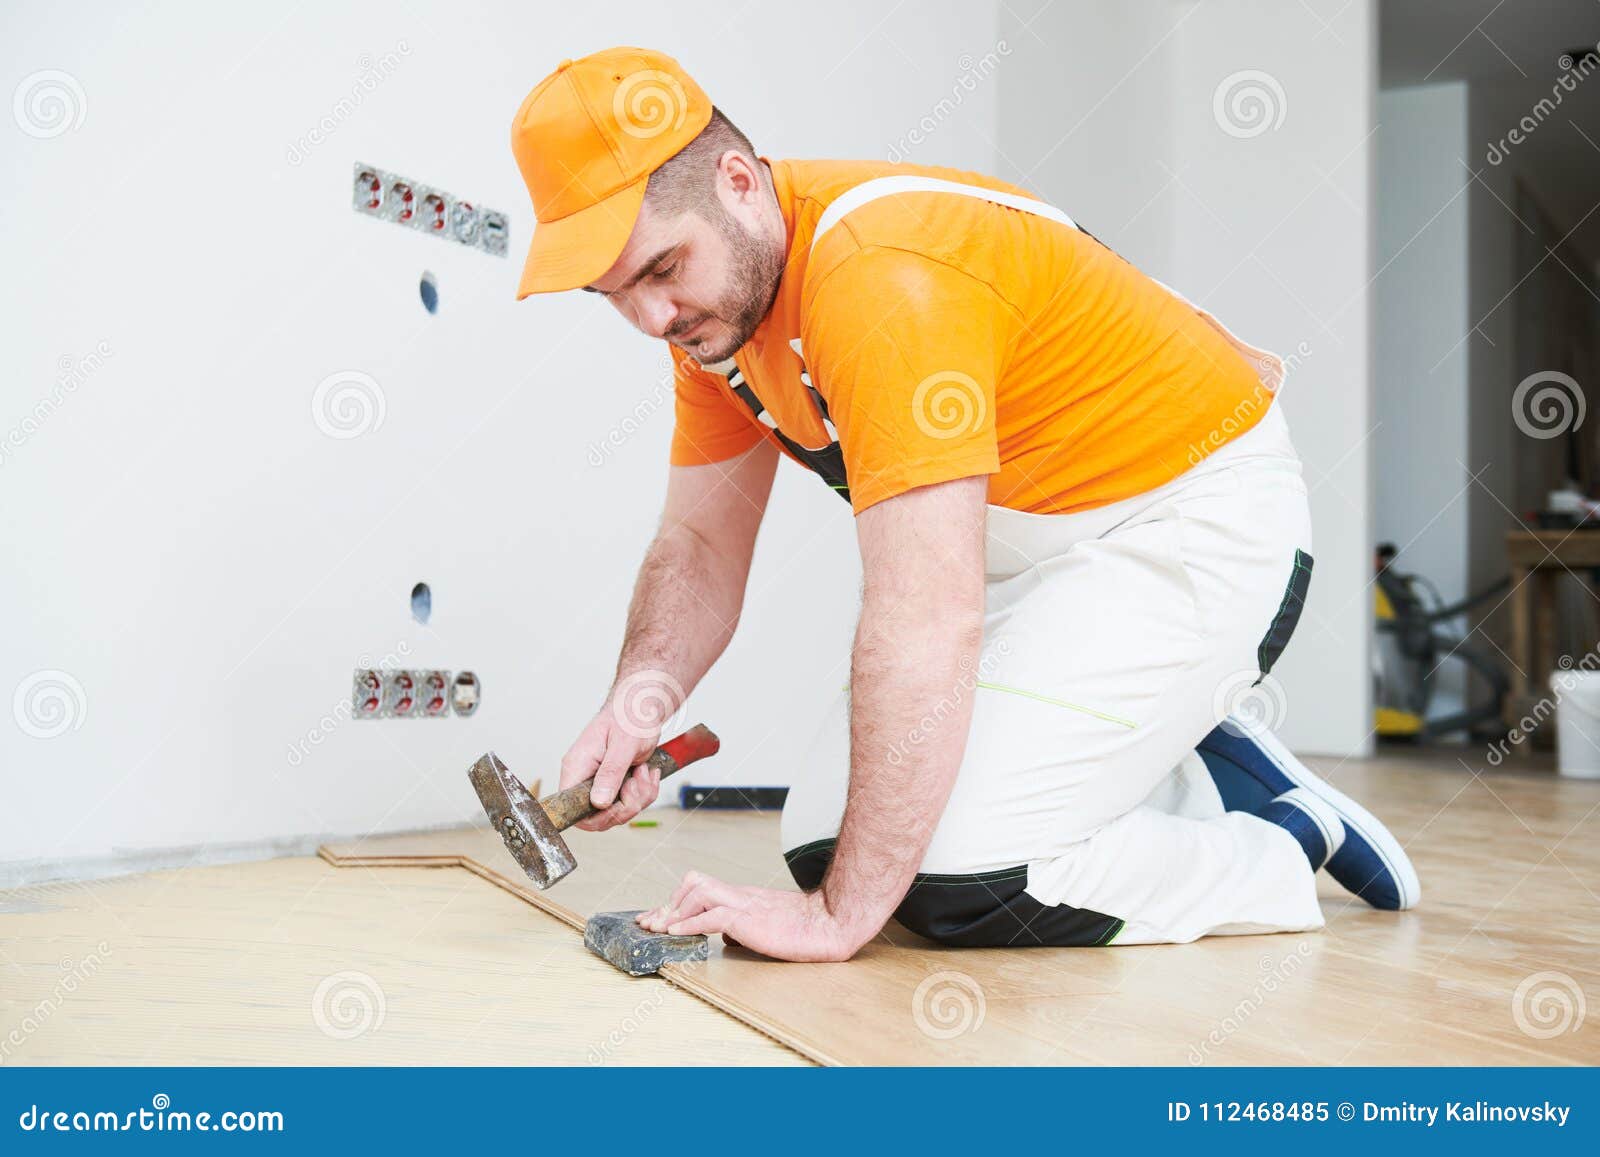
[466, 724, 720, 891]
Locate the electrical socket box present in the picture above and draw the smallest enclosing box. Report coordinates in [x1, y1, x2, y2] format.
[352, 669, 384, 718]
[352, 163, 508, 258]
[352, 668, 480, 718]
[417, 669, 449, 718]
[384, 669, 419, 718]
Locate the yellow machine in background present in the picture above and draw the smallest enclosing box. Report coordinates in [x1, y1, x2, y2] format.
[1372, 545, 1507, 741]
[1373, 579, 1424, 738]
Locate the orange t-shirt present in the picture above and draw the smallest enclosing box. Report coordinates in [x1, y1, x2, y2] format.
[669, 157, 1274, 515]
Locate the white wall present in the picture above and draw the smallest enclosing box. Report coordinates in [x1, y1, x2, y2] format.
[5, 0, 1387, 877]
[992, 0, 1184, 275]
[0, 0, 1003, 877]
[1374, 82, 1471, 709]
[1170, 0, 1377, 756]
[999, 0, 1378, 755]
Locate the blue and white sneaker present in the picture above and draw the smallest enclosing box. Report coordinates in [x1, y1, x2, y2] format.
[1198, 721, 1421, 910]
[1256, 787, 1346, 872]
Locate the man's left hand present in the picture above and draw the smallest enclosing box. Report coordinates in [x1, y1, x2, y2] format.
[637, 871, 872, 963]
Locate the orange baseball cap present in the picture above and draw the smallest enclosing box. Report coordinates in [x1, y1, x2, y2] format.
[510, 47, 713, 299]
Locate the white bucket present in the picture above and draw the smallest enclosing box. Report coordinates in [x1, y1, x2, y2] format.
[1553, 669, 1600, 779]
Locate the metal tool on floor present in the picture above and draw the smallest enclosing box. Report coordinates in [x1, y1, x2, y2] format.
[466, 724, 720, 890]
[584, 909, 709, 976]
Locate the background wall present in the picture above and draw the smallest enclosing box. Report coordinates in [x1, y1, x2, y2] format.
[3, 0, 1379, 880]
[1170, 0, 1377, 756]
[1000, 0, 1378, 756]
[1378, 0, 1600, 684]
[0, 1, 1003, 877]
[1374, 82, 1471, 712]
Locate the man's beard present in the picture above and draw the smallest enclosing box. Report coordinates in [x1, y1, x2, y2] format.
[672, 208, 784, 365]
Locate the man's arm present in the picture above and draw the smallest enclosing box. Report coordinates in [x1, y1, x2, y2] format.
[822, 473, 989, 944]
[640, 473, 989, 960]
[560, 439, 778, 829]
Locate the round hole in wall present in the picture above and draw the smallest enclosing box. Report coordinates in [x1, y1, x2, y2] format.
[419, 270, 439, 315]
[410, 581, 431, 624]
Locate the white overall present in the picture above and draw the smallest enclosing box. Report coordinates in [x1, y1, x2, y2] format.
[779, 177, 1325, 944]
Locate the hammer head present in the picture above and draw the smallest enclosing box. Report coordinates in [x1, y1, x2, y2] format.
[467, 751, 575, 890]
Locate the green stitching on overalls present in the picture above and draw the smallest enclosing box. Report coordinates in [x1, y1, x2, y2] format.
[975, 681, 1138, 729]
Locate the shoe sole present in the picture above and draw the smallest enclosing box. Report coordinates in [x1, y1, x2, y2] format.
[1226, 725, 1420, 910]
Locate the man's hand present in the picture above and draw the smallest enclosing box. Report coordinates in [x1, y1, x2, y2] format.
[558, 707, 663, 832]
[637, 870, 872, 962]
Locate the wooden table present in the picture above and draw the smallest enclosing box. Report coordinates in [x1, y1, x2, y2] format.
[1504, 529, 1600, 724]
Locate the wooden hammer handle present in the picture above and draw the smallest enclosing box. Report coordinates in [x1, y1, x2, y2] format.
[539, 723, 720, 831]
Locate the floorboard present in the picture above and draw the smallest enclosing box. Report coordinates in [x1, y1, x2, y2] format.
[0, 855, 805, 1065]
[4, 750, 1596, 1066]
[318, 751, 1600, 1065]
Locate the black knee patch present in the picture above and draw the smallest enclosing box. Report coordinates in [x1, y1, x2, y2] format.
[785, 839, 832, 892]
[784, 839, 1125, 948]
[1257, 548, 1313, 679]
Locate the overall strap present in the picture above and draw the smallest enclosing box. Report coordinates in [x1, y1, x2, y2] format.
[809, 174, 1082, 253]
[706, 358, 852, 502]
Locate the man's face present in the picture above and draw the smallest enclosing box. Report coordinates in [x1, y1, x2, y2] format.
[585, 179, 785, 365]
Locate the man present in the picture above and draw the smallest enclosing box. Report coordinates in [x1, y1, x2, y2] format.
[511, 47, 1418, 963]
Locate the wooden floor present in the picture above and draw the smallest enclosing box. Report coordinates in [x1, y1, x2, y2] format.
[3, 748, 1597, 1065]
[0, 855, 803, 1065]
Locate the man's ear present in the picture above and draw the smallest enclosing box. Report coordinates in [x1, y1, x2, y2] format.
[717, 151, 762, 206]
